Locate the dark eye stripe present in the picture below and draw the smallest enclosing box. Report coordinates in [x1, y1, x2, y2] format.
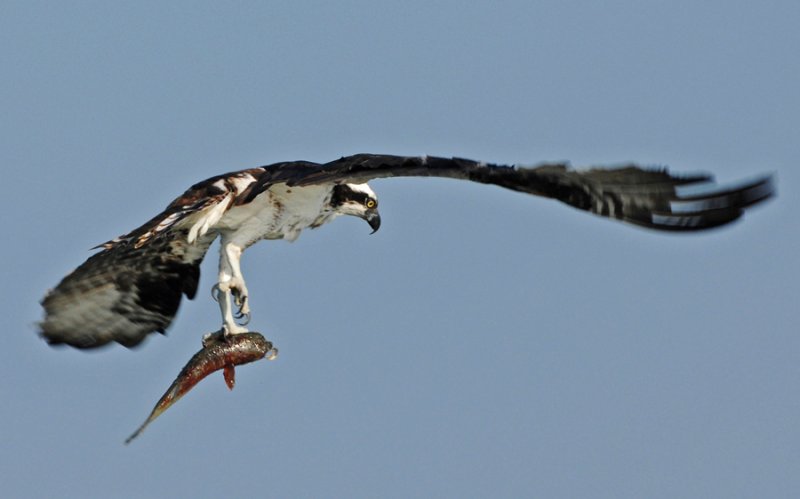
[330, 185, 376, 207]
[347, 192, 374, 205]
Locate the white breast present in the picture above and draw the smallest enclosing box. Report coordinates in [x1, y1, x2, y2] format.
[215, 183, 336, 247]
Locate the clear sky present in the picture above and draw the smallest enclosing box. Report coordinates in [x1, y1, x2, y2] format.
[2, 1, 798, 498]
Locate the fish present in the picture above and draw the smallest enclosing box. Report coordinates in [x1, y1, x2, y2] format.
[125, 331, 278, 444]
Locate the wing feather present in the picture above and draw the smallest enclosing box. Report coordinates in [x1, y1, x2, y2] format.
[41, 170, 262, 349]
[100, 169, 261, 249]
[280, 153, 774, 231]
[40, 231, 216, 348]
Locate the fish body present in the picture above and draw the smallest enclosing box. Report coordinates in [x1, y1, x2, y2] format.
[126, 332, 275, 444]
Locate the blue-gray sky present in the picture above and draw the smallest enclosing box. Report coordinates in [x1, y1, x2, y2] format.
[2, 1, 798, 498]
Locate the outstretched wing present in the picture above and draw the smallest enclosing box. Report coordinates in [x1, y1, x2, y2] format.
[41, 153, 775, 349]
[269, 154, 774, 231]
[40, 169, 263, 349]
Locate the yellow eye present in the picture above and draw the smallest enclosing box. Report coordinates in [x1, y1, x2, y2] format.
[366, 200, 376, 209]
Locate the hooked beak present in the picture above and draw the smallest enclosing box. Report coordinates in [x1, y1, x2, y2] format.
[364, 209, 381, 234]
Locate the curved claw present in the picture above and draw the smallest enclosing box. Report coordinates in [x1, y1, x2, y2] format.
[210, 283, 221, 302]
[234, 310, 251, 326]
[232, 294, 249, 322]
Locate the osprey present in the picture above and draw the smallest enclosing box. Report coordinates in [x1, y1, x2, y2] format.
[40, 154, 773, 349]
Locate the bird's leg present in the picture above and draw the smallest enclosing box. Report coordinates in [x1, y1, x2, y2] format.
[215, 241, 250, 337]
[223, 243, 250, 320]
[214, 285, 249, 337]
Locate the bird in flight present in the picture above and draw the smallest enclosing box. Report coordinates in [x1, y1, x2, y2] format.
[40, 154, 774, 349]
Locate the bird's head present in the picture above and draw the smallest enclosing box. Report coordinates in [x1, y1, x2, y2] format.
[330, 183, 381, 233]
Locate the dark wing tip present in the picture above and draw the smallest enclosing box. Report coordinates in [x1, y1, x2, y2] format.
[675, 173, 775, 206]
[645, 173, 775, 231]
